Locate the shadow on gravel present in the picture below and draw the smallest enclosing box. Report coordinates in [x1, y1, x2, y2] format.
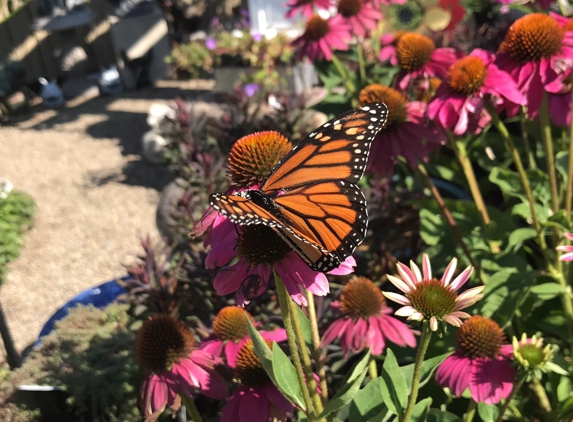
[10, 83, 220, 191]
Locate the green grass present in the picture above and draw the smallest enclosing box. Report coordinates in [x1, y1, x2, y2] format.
[0, 189, 35, 281]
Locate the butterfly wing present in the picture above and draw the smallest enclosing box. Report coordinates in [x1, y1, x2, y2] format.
[261, 102, 388, 192]
[209, 185, 364, 272]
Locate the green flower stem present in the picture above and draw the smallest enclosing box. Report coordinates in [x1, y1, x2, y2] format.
[494, 374, 527, 422]
[446, 131, 500, 254]
[485, 101, 547, 251]
[519, 108, 536, 169]
[305, 290, 329, 404]
[400, 322, 432, 422]
[551, 269, 573, 352]
[540, 94, 561, 262]
[418, 163, 484, 281]
[180, 394, 204, 422]
[464, 400, 477, 422]
[356, 40, 366, 83]
[331, 53, 354, 96]
[368, 357, 378, 380]
[290, 290, 325, 417]
[275, 276, 316, 419]
[531, 375, 552, 412]
[566, 88, 573, 218]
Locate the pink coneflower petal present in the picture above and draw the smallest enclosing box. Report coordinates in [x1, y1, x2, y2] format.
[455, 286, 485, 309]
[443, 314, 463, 327]
[408, 311, 425, 321]
[386, 274, 413, 294]
[377, 315, 417, 348]
[441, 257, 458, 287]
[225, 340, 244, 367]
[470, 358, 516, 405]
[410, 260, 423, 282]
[422, 254, 432, 280]
[429, 316, 439, 331]
[383, 291, 411, 306]
[396, 262, 419, 288]
[436, 352, 472, 396]
[449, 265, 474, 290]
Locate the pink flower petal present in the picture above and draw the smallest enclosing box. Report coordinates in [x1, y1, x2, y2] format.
[441, 258, 458, 287]
[436, 352, 472, 396]
[422, 254, 432, 280]
[449, 265, 474, 291]
[397, 262, 419, 288]
[386, 275, 412, 294]
[382, 291, 411, 306]
[469, 357, 516, 404]
[394, 305, 416, 317]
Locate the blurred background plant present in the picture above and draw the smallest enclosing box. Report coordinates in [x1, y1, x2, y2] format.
[0, 185, 35, 281]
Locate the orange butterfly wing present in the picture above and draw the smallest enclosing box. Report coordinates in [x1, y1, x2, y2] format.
[209, 102, 388, 272]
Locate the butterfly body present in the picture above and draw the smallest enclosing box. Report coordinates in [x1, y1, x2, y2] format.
[210, 102, 389, 273]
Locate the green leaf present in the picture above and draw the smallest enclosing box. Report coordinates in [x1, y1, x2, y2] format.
[479, 269, 535, 327]
[349, 378, 387, 422]
[246, 317, 274, 377]
[546, 361, 569, 376]
[477, 402, 499, 422]
[545, 210, 572, 232]
[410, 398, 432, 421]
[401, 352, 451, 389]
[295, 306, 313, 349]
[511, 202, 550, 224]
[427, 409, 461, 422]
[531, 283, 567, 300]
[557, 375, 571, 401]
[319, 350, 371, 418]
[489, 167, 551, 207]
[380, 349, 408, 415]
[271, 342, 306, 410]
[556, 151, 569, 185]
[507, 227, 537, 251]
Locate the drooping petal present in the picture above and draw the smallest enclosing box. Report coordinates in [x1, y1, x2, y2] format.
[435, 352, 472, 397]
[469, 357, 516, 404]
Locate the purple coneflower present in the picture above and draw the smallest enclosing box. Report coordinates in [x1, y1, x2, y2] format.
[221, 340, 293, 422]
[321, 277, 417, 355]
[436, 316, 516, 404]
[292, 14, 352, 61]
[383, 253, 483, 331]
[358, 84, 445, 179]
[337, 0, 383, 39]
[379, 32, 458, 90]
[426, 49, 526, 135]
[136, 314, 228, 420]
[200, 306, 286, 367]
[495, 13, 573, 118]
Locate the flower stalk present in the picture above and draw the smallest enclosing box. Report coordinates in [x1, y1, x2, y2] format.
[418, 163, 484, 281]
[531, 375, 552, 412]
[494, 374, 527, 422]
[484, 101, 547, 251]
[520, 108, 536, 169]
[400, 322, 432, 422]
[275, 275, 316, 419]
[464, 401, 477, 422]
[180, 394, 204, 422]
[331, 53, 355, 96]
[445, 131, 500, 254]
[305, 290, 329, 403]
[566, 88, 573, 218]
[356, 40, 366, 83]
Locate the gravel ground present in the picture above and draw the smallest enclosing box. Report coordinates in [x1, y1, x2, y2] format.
[0, 80, 218, 357]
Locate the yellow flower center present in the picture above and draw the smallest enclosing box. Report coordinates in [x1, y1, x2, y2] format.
[135, 314, 195, 373]
[212, 306, 254, 342]
[456, 315, 504, 359]
[339, 277, 385, 319]
[447, 56, 487, 96]
[338, 0, 363, 17]
[564, 19, 573, 33]
[396, 32, 435, 72]
[305, 14, 331, 41]
[499, 13, 564, 62]
[235, 340, 272, 387]
[227, 131, 292, 188]
[406, 278, 457, 321]
[358, 84, 408, 128]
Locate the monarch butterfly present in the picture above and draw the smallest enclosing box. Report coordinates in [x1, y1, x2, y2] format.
[209, 102, 388, 273]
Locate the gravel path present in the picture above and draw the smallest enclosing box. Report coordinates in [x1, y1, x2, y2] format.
[0, 80, 217, 356]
